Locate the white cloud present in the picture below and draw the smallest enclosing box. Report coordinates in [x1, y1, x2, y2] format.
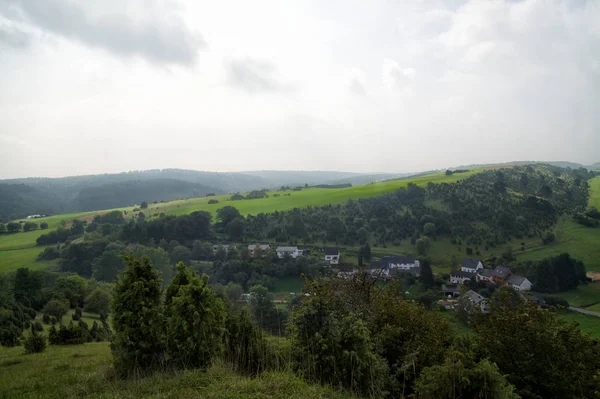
[0, 0, 598, 178]
[382, 60, 415, 92]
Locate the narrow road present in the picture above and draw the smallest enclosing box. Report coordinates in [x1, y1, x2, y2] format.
[568, 306, 600, 318]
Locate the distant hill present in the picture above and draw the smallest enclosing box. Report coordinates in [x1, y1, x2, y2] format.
[0, 184, 64, 220]
[0, 169, 267, 219]
[2, 169, 417, 219]
[72, 179, 222, 212]
[241, 170, 413, 187]
[241, 170, 360, 187]
[448, 161, 600, 171]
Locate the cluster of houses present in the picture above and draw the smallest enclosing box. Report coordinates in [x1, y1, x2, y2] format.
[441, 258, 534, 314]
[211, 243, 341, 264]
[449, 259, 532, 291]
[337, 255, 420, 278]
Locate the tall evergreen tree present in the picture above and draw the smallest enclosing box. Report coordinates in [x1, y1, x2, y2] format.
[420, 258, 434, 288]
[165, 263, 226, 368]
[111, 254, 164, 375]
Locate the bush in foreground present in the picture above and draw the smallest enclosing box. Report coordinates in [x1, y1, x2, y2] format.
[111, 254, 164, 375]
[24, 327, 46, 354]
[165, 263, 226, 369]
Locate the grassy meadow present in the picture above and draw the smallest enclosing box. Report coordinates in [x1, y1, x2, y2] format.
[557, 312, 600, 339]
[0, 343, 354, 399]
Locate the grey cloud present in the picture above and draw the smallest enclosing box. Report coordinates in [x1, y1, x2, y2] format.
[225, 57, 290, 94]
[0, 23, 30, 48]
[348, 78, 366, 96]
[3, 0, 204, 65]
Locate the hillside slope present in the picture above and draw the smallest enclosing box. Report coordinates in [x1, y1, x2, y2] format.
[0, 343, 354, 399]
[72, 178, 222, 211]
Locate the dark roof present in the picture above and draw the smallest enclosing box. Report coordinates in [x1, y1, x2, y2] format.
[492, 266, 511, 279]
[338, 264, 355, 273]
[451, 269, 473, 278]
[507, 274, 528, 286]
[478, 268, 494, 277]
[462, 258, 481, 270]
[442, 284, 460, 293]
[381, 255, 416, 265]
[324, 247, 339, 256]
[370, 260, 382, 268]
[465, 290, 486, 304]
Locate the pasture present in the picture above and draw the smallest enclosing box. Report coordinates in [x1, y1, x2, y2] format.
[557, 312, 600, 339]
[0, 343, 353, 399]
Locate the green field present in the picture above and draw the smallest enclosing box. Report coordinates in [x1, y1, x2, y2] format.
[0, 343, 353, 399]
[555, 283, 600, 307]
[273, 277, 304, 294]
[0, 246, 58, 273]
[557, 312, 600, 339]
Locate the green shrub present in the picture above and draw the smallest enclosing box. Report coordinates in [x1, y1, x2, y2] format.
[32, 321, 44, 332]
[0, 324, 21, 347]
[291, 292, 388, 397]
[24, 328, 46, 354]
[111, 254, 164, 375]
[42, 314, 50, 324]
[224, 307, 269, 375]
[165, 263, 225, 369]
[48, 321, 89, 345]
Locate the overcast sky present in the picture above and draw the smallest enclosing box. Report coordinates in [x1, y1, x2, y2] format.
[0, 0, 599, 179]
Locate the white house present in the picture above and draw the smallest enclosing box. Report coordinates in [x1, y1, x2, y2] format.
[506, 275, 532, 291]
[450, 269, 473, 284]
[212, 244, 234, 254]
[276, 246, 303, 258]
[324, 247, 340, 265]
[381, 255, 420, 270]
[461, 259, 484, 273]
[476, 268, 494, 283]
[247, 244, 270, 257]
[464, 290, 489, 314]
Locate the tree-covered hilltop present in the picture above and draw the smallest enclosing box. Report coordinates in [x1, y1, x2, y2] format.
[233, 165, 595, 250]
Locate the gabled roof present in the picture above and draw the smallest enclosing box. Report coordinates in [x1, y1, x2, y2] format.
[492, 266, 511, 279]
[381, 255, 416, 265]
[370, 260, 382, 268]
[442, 284, 460, 293]
[248, 244, 270, 250]
[465, 290, 486, 304]
[462, 258, 482, 270]
[277, 246, 298, 252]
[478, 269, 494, 278]
[507, 274, 528, 286]
[451, 269, 473, 278]
[338, 264, 356, 273]
[324, 247, 339, 256]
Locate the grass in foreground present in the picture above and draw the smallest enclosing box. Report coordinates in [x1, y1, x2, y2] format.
[0, 343, 355, 399]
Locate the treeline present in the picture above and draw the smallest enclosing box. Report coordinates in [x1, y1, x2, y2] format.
[0, 268, 112, 348]
[107, 255, 600, 398]
[0, 220, 48, 234]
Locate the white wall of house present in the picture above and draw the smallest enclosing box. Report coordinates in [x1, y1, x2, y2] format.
[277, 248, 302, 258]
[511, 279, 532, 291]
[450, 276, 471, 284]
[461, 261, 483, 273]
[325, 254, 339, 264]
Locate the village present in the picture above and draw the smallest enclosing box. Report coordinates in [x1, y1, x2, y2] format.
[209, 242, 538, 315]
